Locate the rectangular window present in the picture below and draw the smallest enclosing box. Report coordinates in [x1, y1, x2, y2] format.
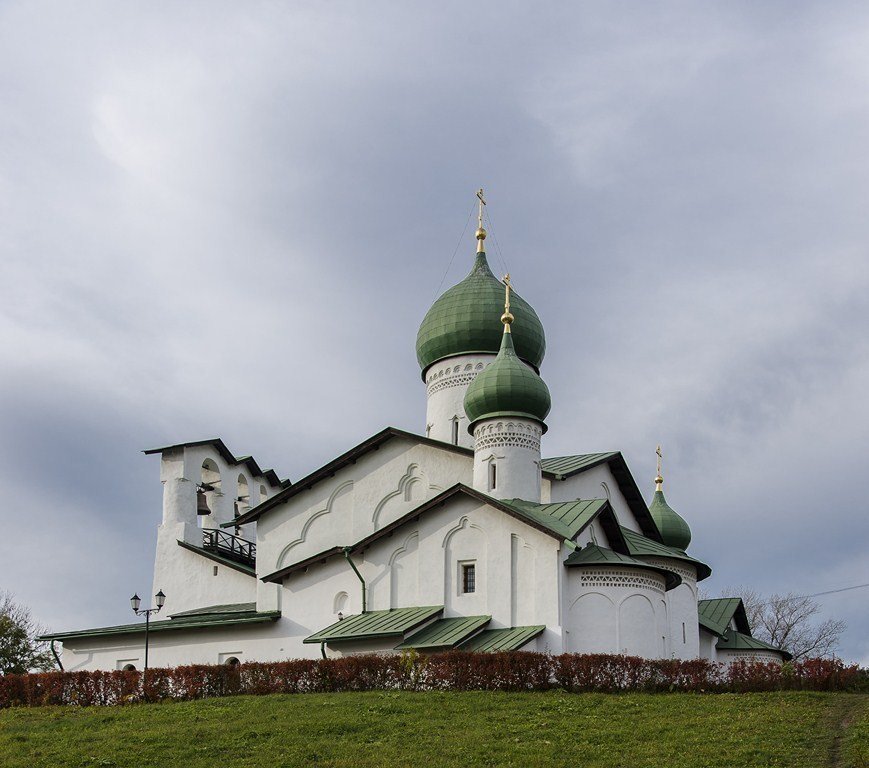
[682, 622, 686, 643]
[452, 420, 459, 445]
[489, 462, 497, 490]
[462, 563, 476, 594]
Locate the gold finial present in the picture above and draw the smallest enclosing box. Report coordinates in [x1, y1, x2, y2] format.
[655, 444, 663, 491]
[475, 188, 487, 253]
[501, 273, 514, 330]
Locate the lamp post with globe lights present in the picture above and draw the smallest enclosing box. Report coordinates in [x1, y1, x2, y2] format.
[130, 590, 165, 673]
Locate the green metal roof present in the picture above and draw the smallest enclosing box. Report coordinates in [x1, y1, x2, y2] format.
[458, 625, 546, 652]
[698, 598, 751, 637]
[394, 615, 490, 650]
[416, 251, 546, 376]
[463, 329, 551, 431]
[620, 526, 712, 581]
[303, 606, 443, 644]
[716, 628, 792, 661]
[564, 543, 682, 590]
[169, 603, 256, 618]
[539, 453, 618, 478]
[649, 488, 691, 549]
[41, 606, 280, 642]
[502, 498, 609, 541]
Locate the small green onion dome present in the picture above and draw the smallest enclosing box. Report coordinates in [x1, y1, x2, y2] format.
[463, 328, 551, 432]
[415, 252, 546, 378]
[649, 488, 692, 550]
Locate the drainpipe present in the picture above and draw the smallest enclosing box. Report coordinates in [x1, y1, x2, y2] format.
[50, 640, 64, 671]
[320, 642, 327, 660]
[343, 547, 366, 613]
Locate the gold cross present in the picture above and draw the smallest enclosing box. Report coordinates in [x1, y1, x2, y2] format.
[476, 188, 486, 229]
[656, 444, 663, 480]
[503, 273, 512, 314]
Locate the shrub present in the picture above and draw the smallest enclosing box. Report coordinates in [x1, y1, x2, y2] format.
[0, 653, 863, 708]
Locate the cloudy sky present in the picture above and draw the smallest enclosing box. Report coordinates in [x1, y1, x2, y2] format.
[1, 2, 867, 664]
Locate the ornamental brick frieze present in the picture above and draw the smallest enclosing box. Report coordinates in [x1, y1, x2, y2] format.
[577, 568, 665, 595]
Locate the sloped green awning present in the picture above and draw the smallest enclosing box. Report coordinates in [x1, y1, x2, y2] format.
[394, 615, 490, 650]
[303, 606, 443, 644]
[458, 625, 545, 652]
[40, 605, 280, 642]
[620, 526, 712, 581]
[717, 628, 792, 661]
[564, 543, 682, 591]
[502, 498, 609, 541]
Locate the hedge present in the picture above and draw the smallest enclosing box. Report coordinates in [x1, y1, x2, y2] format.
[0, 653, 864, 707]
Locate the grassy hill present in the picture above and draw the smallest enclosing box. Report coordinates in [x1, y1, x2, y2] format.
[1, 691, 867, 767]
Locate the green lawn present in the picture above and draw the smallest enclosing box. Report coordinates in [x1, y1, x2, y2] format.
[0, 691, 866, 768]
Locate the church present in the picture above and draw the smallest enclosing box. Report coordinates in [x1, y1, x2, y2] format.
[44, 194, 789, 671]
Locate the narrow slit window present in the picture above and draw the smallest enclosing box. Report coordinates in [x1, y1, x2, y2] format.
[489, 462, 497, 490]
[451, 419, 459, 445]
[462, 563, 476, 594]
[682, 622, 686, 643]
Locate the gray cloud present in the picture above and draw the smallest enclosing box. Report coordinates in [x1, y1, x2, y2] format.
[1, 1, 867, 663]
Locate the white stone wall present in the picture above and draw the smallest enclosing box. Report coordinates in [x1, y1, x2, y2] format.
[151, 444, 279, 617]
[424, 354, 494, 448]
[637, 557, 699, 660]
[717, 650, 784, 666]
[472, 418, 543, 501]
[564, 565, 669, 658]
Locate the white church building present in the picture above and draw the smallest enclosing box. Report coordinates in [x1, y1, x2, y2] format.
[45, 199, 789, 671]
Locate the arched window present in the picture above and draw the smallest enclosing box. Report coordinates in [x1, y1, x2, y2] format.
[224, 657, 240, 667]
[259, 484, 268, 503]
[198, 460, 221, 525]
[122, 663, 136, 672]
[333, 591, 349, 615]
[236, 475, 250, 514]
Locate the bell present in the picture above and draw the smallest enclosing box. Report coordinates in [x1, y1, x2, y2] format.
[197, 488, 211, 515]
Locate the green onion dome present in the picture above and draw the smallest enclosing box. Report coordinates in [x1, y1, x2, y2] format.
[416, 251, 546, 378]
[463, 328, 551, 433]
[649, 487, 692, 550]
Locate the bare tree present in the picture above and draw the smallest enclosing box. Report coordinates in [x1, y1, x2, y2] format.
[0, 591, 53, 674]
[717, 585, 845, 660]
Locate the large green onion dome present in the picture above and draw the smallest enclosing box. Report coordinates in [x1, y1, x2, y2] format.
[649, 481, 692, 550]
[463, 326, 551, 432]
[415, 250, 546, 377]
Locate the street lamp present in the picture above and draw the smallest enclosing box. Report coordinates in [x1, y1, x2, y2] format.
[130, 590, 166, 673]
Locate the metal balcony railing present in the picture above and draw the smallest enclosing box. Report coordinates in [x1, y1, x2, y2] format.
[202, 529, 256, 567]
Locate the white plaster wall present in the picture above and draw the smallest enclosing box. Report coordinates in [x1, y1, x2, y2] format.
[59, 620, 292, 672]
[255, 438, 474, 594]
[718, 650, 784, 666]
[638, 557, 699, 659]
[424, 354, 494, 448]
[548, 464, 644, 533]
[151, 539, 256, 617]
[699, 628, 718, 660]
[472, 418, 542, 501]
[564, 566, 669, 658]
[275, 495, 563, 658]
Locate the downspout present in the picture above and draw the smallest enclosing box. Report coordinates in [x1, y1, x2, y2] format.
[343, 546, 366, 613]
[50, 640, 64, 671]
[320, 642, 327, 660]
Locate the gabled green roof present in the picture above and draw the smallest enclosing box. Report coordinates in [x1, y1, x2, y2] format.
[416, 251, 546, 376]
[564, 544, 682, 590]
[620, 526, 712, 581]
[539, 453, 618, 477]
[717, 628, 791, 661]
[41, 605, 280, 642]
[458, 625, 546, 652]
[697, 598, 751, 637]
[303, 606, 443, 644]
[394, 615, 490, 650]
[502, 498, 609, 541]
